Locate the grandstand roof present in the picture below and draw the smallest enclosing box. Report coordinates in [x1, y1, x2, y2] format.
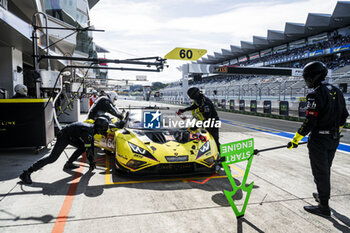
[196, 1, 350, 64]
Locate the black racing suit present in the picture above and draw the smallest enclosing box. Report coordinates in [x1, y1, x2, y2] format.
[87, 96, 123, 120]
[12, 93, 27, 98]
[28, 122, 95, 172]
[183, 95, 220, 151]
[297, 82, 348, 206]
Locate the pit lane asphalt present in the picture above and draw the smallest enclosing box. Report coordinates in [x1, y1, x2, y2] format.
[0, 99, 349, 233]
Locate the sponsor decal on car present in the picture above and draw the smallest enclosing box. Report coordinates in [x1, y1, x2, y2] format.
[190, 133, 207, 142]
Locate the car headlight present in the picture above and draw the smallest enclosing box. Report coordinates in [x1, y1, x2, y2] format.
[126, 159, 146, 169]
[128, 142, 146, 154]
[128, 142, 158, 161]
[196, 141, 211, 159]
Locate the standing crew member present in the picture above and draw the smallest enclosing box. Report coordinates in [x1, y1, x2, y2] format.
[19, 117, 109, 184]
[178, 87, 220, 150]
[13, 84, 28, 98]
[287, 61, 348, 217]
[89, 91, 98, 107]
[88, 91, 123, 121]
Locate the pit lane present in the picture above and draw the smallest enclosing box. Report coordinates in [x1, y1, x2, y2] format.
[0, 99, 349, 233]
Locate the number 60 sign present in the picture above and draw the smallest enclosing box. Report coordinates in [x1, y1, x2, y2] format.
[164, 47, 207, 61]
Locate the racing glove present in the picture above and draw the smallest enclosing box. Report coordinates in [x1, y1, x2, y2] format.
[177, 109, 185, 114]
[287, 132, 303, 149]
[339, 125, 344, 133]
[119, 120, 126, 129]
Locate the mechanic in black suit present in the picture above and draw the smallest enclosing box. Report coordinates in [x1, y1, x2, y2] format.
[87, 91, 123, 121]
[288, 61, 348, 217]
[19, 117, 109, 184]
[12, 84, 28, 98]
[178, 87, 220, 151]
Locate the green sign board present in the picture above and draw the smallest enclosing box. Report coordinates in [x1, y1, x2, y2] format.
[220, 138, 254, 218]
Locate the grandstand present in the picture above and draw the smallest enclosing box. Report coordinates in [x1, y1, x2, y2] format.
[160, 1, 350, 114]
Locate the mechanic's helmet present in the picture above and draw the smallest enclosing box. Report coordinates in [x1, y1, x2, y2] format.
[303, 61, 328, 88]
[94, 117, 109, 135]
[107, 91, 118, 102]
[14, 84, 28, 96]
[92, 90, 97, 95]
[187, 87, 202, 100]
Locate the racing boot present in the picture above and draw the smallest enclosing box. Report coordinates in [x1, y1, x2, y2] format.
[304, 204, 331, 218]
[19, 170, 32, 184]
[63, 162, 79, 170]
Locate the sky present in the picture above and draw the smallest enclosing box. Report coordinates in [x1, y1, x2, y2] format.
[89, 0, 342, 85]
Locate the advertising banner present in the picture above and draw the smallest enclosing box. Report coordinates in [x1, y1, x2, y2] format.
[263, 100, 272, 114]
[229, 100, 235, 110]
[213, 99, 218, 108]
[279, 101, 289, 116]
[239, 100, 245, 111]
[250, 100, 257, 112]
[330, 44, 350, 54]
[339, 83, 348, 93]
[221, 99, 226, 109]
[298, 101, 307, 117]
[308, 49, 324, 57]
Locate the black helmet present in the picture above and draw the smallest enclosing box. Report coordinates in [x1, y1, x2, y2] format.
[187, 87, 202, 100]
[94, 117, 109, 135]
[303, 61, 328, 88]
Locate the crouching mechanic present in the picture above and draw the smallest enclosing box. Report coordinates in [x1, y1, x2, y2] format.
[178, 87, 220, 151]
[287, 61, 348, 217]
[19, 117, 109, 184]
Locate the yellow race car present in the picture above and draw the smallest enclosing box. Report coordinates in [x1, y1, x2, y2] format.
[93, 109, 219, 175]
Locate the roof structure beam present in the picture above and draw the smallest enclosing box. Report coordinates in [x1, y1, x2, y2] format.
[221, 49, 234, 56]
[241, 41, 255, 50]
[332, 1, 350, 18]
[214, 52, 226, 59]
[230, 45, 242, 53]
[267, 30, 286, 41]
[284, 22, 305, 35]
[253, 36, 269, 46]
[306, 13, 331, 28]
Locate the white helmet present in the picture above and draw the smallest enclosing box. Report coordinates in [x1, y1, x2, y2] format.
[107, 91, 118, 102]
[14, 84, 28, 96]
